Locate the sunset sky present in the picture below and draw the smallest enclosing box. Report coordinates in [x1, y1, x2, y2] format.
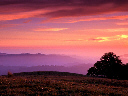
[0, 0, 128, 60]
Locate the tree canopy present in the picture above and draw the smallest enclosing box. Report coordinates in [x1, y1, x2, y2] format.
[87, 52, 128, 79]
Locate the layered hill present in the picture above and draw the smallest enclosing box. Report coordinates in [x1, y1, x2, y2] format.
[0, 53, 93, 75]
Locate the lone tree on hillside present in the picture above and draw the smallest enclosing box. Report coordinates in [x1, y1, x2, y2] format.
[87, 52, 123, 79]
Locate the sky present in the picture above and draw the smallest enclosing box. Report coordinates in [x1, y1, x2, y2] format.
[0, 0, 128, 62]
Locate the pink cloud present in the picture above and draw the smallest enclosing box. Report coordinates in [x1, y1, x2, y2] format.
[34, 28, 68, 32]
[45, 15, 128, 23]
[0, 9, 51, 21]
[64, 39, 85, 42]
[0, 24, 20, 29]
[90, 35, 128, 42]
[0, 0, 128, 21]
[116, 22, 128, 25]
[23, 20, 32, 23]
[81, 28, 128, 33]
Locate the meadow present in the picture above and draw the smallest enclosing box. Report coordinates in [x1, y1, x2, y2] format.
[0, 71, 128, 96]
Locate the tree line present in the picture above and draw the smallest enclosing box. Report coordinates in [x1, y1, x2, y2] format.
[87, 52, 128, 80]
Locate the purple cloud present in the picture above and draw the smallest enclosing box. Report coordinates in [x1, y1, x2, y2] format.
[0, 0, 128, 20]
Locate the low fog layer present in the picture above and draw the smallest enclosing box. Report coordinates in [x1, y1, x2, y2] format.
[0, 53, 94, 75]
[0, 64, 93, 75]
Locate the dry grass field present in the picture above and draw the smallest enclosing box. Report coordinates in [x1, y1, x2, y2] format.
[0, 72, 128, 96]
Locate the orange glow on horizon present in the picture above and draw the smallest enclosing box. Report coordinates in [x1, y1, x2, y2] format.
[0, 0, 128, 58]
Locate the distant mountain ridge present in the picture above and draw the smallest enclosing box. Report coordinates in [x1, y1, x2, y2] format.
[0, 53, 93, 75]
[0, 52, 44, 56]
[0, 53, 83, 66]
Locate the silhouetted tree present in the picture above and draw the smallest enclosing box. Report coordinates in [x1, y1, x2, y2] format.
[119, 63, 128, 79]
[87, 67, 96, 76]
[87, 52, 123, 79]
[94, 61, 105, 77]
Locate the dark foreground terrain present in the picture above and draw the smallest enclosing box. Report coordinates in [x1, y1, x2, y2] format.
[0, 71, 128, 96]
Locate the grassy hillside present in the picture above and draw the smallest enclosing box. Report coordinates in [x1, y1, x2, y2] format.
[13, 71, 84, 76]
[0, 71, 128, 95]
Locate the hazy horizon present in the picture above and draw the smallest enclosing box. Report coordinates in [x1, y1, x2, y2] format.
[0, 53, 94, 75]
[0, 52, 128, 64]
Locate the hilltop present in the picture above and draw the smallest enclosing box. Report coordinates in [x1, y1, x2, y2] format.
[13, 71, 85, 76]
[0, 71, 128, 95]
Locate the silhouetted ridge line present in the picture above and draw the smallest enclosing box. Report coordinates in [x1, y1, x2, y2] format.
[0, 53, 45, 56]
[13, 71, 85, 76]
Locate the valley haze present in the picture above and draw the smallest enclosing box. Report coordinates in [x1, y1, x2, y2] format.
[0, 53, 94, 75]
